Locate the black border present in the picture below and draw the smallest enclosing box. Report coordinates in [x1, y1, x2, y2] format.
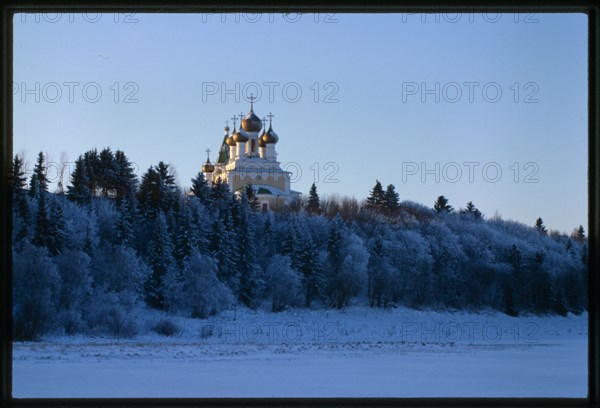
[1, 1, 598, 407]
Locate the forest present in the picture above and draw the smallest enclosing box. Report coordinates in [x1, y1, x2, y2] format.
[10, 149, 588, 341]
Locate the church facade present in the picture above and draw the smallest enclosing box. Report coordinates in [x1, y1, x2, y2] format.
[201, 99, 301, 211]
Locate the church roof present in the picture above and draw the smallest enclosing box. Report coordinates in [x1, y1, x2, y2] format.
[216, 135, 229, 164]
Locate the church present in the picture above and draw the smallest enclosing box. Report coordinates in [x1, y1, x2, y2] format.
[201, 97, 301, 211]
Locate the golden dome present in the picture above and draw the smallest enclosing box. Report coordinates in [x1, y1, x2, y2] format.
[262, 125, 279, 144]
[232, 127, 249, 143]
[202, 162, 215, 173]
[241, 99, 263, 132]
[258, 136, 266, 148]
[226, 135, 236, 146]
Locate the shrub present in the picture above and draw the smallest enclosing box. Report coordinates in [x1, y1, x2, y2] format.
[152, 319, 180, 337]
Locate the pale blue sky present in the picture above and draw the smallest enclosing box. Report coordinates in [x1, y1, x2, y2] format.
[13, 12, 587, 234]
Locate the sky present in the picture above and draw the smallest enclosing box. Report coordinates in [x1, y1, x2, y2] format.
[12, 12, 587, 234]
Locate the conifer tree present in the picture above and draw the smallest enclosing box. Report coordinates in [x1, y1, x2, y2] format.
[115, 197, 136, 248]
[10, 155, 31, 245]
[173, 203, 196, 268]
[384, 184, 399, 214]
[366, 180, 386, 211]
[574, 225, 585, 242]
[29, 152, 48, 198]
[67, 156, 93, 205]
[307, 183, 321, 215]
[210, 210, 239, 287]
[34, 191, 50, 249]
[46, 198, 68, 256]
[433, 195, 453, 213]
[145, 211, 174, 309]
[236, 192, 263, 308]
[190, 171, 212, 206]
[535, 217, 547, 235]
[461, 201, 483, 220]
[245, 184, 259, 212]
[113, 150, 138, 201]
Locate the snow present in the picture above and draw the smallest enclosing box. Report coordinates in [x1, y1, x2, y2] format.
[12, 306, 588, 398]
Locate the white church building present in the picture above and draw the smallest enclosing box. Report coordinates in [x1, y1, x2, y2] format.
[201, 98, 301, 211]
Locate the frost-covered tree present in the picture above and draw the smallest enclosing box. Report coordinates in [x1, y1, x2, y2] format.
[54, 250, 92, 334]
[368, 236, 393, 307]
[190, 171, 212, 206]
[138, 162, 179, 219]
[13, 244, 61, 340]
[145, 211, 175, 309]
[267, 255, 302, 312]
[210, 210, 239, 286]
[235, 194, 264, 308]
[176, 252, 233, 318]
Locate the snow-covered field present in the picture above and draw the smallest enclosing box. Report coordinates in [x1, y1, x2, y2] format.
[13, 306, 588, 398]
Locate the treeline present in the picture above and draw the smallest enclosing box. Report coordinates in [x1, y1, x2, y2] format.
[9, 151, 588, 341]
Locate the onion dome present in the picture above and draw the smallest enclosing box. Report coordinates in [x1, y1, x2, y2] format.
[230, 129, 248, 143]
[202, 149, 215, 173]
[262, 124, 279, 144]
[241, 97, 263, 132]
[258, 135, 266, 148]
[226, 126, 237, 146]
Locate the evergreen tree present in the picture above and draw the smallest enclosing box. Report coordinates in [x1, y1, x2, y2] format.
[243, 184, 258, 212]
[384, 184, 399, 214]
[366, 180, 386, 211]
[10, 154, 28, 202]
[502, 283, 518, 316]
[368, 236, 392, 307]
[98, 147, 116, 197]
[574, 225, 585, 242]
[307, 183, 321, 215]
[113, 150, 138, 201]
[34, 192, 50, 249]
[461, 201, 483, 220]
[138, 162, 179, 219]
[433, 195, 453, 213]
[190, 171, 212, 206]
[10, 155, 31, 246]
[553, 290, 568, 316]
[29, 152, 48, 198]
[210, 210, 239, 287]
[528, 250, 552, 313]
[534, 217, 547, 235]
[211, 178, 233, 209]
[296, 233, 320, 307]
[173, 202, 196, 268]
[82, 149, 100, 195]
[67, 156, 93, 205]
[145, 211, 174, 309]
[507, 244, 524, 311]
[115, 197, 136, 248]
[236, 193, 263, 308]
[261, 216, 275, 261]
[46, 198, 68, 256]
